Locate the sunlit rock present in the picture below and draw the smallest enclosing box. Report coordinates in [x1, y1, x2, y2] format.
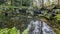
[44, 0, 58, 9]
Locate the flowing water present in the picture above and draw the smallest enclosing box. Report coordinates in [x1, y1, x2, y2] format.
[27, 20, 56, 34]
[26, 0, 56, 34]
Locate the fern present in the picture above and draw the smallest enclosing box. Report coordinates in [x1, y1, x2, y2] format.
[22, 28, 29, 34]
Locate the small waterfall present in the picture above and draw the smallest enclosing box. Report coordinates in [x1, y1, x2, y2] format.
[27, 20, 56, 34]
[42, 22, 56, 34]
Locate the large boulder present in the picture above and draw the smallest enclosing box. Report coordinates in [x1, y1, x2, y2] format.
[32, 0, 58, 9]
[43, 0, 58, 9]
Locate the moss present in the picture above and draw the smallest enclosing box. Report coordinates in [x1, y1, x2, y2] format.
[55, 28, 60, 34]
[55, 14, 60, 20]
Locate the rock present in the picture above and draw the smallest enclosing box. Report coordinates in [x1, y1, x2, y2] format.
[43, 0, 58, 9]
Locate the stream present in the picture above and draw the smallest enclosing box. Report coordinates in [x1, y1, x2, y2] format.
[27, 20, 56, 34]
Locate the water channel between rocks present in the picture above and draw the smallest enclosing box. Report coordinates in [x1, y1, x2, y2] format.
[26, 20, 56, 34]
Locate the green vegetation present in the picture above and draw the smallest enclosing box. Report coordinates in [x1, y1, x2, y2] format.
[22, 28, 29, 34]
[0, 27, 29, 34]
[0, 27, 20, 34]
[0, 0, 60, 34]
